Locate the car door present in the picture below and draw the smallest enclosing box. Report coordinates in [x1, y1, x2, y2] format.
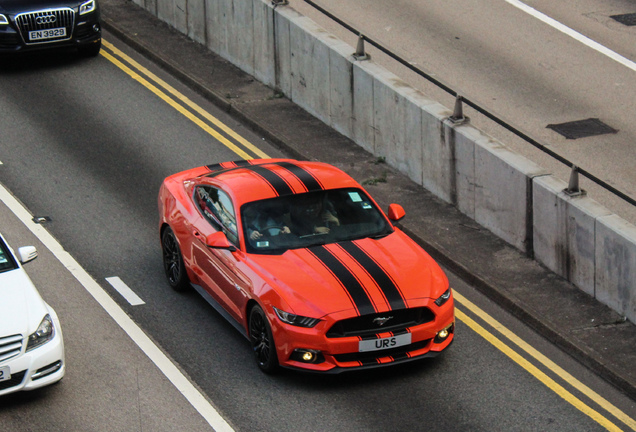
[190, 185, 250, 323]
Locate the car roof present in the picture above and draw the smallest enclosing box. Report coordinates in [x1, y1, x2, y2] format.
[195, 159, 362, 206]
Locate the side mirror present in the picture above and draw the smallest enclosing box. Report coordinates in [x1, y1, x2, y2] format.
[206, 231, 237, 251]
[387, 204, 405, 222]
[18, 246, 38, 264]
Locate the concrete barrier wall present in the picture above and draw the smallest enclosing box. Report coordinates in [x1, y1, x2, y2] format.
[596, 215, 636, 320]
[474, 134, 549, 252]
[288, 16, 332, 123]
[132, 0, 636, 323]
[534, 176, 608, 296]
[373, 73, 424, 185]
[186, 0, 205, 45]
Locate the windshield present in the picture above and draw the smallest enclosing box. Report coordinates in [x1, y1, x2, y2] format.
[0, 238, 18, 273]
[242, 188, 393, 254]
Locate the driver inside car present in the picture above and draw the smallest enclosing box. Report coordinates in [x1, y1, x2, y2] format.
[246, 204, 291, 241]
[289, 194, 339, 236]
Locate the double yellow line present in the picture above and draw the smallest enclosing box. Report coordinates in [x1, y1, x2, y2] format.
[99, 39, 636, 431]
[100, 39, 269, 161]
[455, 291, 635, 431]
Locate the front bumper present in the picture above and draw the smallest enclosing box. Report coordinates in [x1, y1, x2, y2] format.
[270, 297, 455, 373]
[0, 12, 101, 54]
[0, 313, 65, 396]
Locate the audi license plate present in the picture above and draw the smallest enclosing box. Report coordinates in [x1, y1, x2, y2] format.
[359, 333, 412, 352]
[29, 27, 66, 41]
[0, 366, 10, 382]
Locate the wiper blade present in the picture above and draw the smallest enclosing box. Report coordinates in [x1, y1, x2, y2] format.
[298, 232, 329, 239]
[370, 231, 391, 240]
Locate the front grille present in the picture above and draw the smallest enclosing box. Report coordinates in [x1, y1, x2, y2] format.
[0, 370, 27, 391]
[326, 307, 435, 338]
[0, 334, 23, 362]
[333, 339, 431, 364]
[15, 8, 75, 45]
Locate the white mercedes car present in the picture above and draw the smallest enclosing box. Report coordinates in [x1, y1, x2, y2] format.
[0, 233, 65, 396]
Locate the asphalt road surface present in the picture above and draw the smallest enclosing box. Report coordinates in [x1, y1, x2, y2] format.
[0, 30, 635, 431]
[290, 0, 636, 226]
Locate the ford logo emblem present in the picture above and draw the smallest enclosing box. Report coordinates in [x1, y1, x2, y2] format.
[373, 316, 393, 326]
[36, 15, 57, 25]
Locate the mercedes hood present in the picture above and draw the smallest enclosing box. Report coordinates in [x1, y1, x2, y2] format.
[0, 267, 49, 337]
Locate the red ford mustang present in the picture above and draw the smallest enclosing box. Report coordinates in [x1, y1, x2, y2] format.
[158, 159, 454, 373]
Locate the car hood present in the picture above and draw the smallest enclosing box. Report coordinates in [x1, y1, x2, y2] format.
[0, 0, 85, 14]
[249, 233, 448, 319]
[0, 268, 48, 337]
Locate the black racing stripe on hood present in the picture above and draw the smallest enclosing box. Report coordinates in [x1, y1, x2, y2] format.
[206, 163, 224, 172]
[339, 241, 406, 311]
[204, 162, 293, 196]
[206, 160, 251, 171]
[308, 245, 376, 316]
[273, 161, 324, 192]
[248, 166, 294, 197]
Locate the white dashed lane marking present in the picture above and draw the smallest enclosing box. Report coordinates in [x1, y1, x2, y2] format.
[106, 276, 146, 306]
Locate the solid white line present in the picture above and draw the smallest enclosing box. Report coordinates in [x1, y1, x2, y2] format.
[106, 276, 146, 306]
[0, 183, 234, 432]
[504, 0, 636, 72]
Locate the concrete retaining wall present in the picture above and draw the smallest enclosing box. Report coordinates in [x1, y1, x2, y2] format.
[131, 0, 636, 323]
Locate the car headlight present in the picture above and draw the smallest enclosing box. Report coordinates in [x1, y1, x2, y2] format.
[434, 288, 452, 307]
[79, 0, 96, 15]
[273, 307, 321, 328]
[0, 14, 8, 25]
[26, 315, 55, 352]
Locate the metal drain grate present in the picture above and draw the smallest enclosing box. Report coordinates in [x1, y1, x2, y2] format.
[546, 118, 618, 139]
[610, 13, 636, 26]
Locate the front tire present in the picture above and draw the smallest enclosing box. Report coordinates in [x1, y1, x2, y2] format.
[249, 305, 279, 373]
[161, 227, 189, 292]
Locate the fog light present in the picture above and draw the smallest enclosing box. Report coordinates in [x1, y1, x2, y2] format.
[291, 349, 325, 364]
[434, 323, 454, 344]
[93, 24, 100, 32]
[32, 360, 62, 380]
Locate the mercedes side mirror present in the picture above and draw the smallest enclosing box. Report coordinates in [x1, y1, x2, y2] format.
[18, 246, 38, 264]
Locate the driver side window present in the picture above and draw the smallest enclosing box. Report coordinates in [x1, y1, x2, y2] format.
[195, 186, 238, 245]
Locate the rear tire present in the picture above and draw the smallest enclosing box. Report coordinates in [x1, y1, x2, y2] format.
[249, 305, 279, 373]
[161, 227, 189, 292]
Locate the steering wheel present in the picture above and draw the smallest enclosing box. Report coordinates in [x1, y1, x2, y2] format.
[261, 225, 288, 236]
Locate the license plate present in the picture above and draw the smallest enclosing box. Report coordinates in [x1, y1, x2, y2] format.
[359, 333, 412, 352]
[29, 27, 66, 41]
[0, 366, 10, 382]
